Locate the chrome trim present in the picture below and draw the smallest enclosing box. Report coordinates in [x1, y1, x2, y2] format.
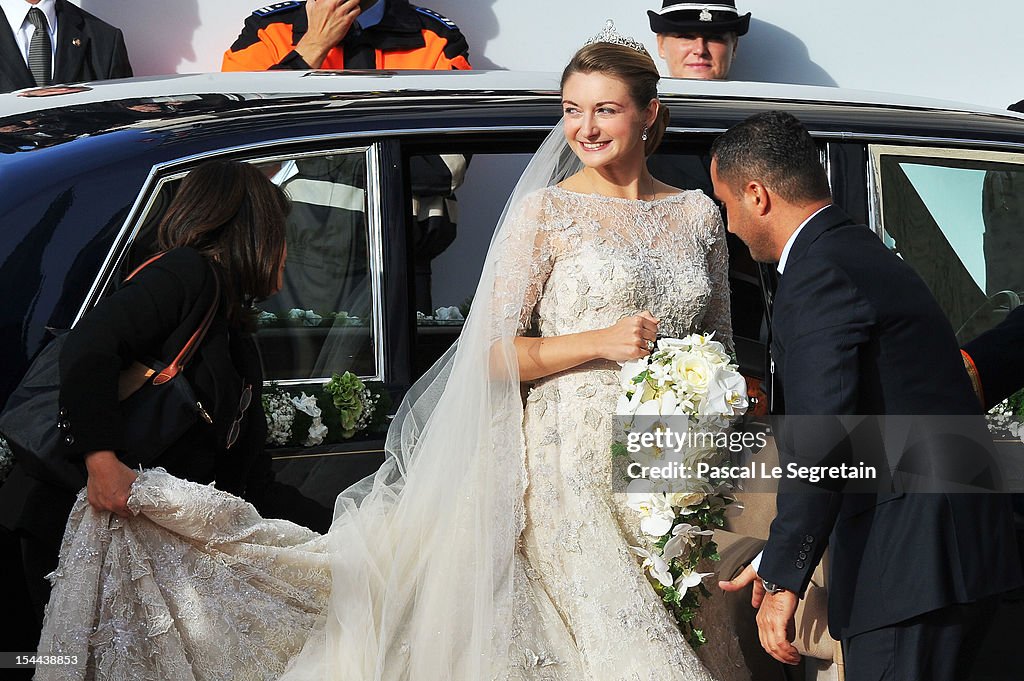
[72, 164, 170, 326]
[868, 143, 1024, 163]
[866, 150, 885, 243]
[271, 447, 385, 461]
[821, 144, 832, 193]
[818, 131, 1024, 152]
[868, 143, 1024, 247]
[665, 126, 1024, 152]
[365, 142, 387, 384]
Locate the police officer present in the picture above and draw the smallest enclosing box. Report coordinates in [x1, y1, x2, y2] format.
[647, 0, 751, 80]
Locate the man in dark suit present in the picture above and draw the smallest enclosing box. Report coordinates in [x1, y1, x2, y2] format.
[715, 111, 1022, 680]
[1, 0, 132, 94]
[963, 306, 1024, 410]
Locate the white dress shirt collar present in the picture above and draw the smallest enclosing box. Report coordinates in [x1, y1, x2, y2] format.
[2, 0, 57, 33]
[2, 0, 58, 69]
[777, 204, 831, 275]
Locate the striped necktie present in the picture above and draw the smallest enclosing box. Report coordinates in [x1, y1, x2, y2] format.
[26, 8, 52, 87]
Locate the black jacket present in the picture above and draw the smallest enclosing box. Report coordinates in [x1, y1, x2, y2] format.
[0, 0, 132, 93]
[759, 206, 1022, 639]
[0, 248, 330, 542]
[963, 305, 1024, 408]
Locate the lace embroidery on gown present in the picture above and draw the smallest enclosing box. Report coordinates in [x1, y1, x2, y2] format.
[36, 187, 750, 681]
[36, 470, 331, 681]
[500, 187, 746, 681]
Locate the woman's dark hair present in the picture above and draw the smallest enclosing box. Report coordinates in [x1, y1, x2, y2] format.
[157, 160, 289, 327]
[561, 42, 669, 156]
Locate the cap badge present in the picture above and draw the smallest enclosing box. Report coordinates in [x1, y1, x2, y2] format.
[699, 7, 713, 21]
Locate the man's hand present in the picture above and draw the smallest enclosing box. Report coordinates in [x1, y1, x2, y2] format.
[84, 450, 138, 517]
[756, 589, 801, 665]
[295, 0, 361, 68]
[720, 564, 802, 665]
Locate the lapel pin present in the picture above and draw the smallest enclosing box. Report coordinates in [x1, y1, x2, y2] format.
[72, 38, 81, 47]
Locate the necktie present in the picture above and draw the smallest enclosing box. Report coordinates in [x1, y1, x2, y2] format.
[26, 8, 52, 87]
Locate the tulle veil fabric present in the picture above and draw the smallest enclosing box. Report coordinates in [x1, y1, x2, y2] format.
[278, 123, 583, 680]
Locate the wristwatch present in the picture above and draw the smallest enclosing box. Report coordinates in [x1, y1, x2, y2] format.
[761, 579, 788, 594]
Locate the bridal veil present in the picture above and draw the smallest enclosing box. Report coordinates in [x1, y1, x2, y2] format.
[280, 123, 583, 680]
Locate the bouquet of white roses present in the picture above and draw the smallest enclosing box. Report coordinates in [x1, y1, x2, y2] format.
[615, 332, 748, 647]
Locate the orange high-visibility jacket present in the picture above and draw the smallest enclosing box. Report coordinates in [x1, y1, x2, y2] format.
[223, 1, 471, 71]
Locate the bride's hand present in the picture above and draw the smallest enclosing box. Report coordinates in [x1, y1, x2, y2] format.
[84, 450, 139, 517]
[595, 311, 659, 361]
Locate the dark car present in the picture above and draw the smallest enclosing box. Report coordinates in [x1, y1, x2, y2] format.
[2, 72, 1022, 488]
[1, 71, 1023, 675]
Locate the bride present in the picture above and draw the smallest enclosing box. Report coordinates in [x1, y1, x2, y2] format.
[37, 27, 748, 681]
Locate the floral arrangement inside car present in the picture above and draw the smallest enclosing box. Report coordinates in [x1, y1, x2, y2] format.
[415, 298, 472, 326]
[613, 333, 748, 647]
[263, 372, 390, 448]
[257, 308, 366, 328]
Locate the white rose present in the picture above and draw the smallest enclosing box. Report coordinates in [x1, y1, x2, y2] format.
[674, 355, 712, 394]
[666, 491, 706, 510]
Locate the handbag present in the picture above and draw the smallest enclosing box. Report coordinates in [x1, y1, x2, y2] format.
[0, 252, 220, 492]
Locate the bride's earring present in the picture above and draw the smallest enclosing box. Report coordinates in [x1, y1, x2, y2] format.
[642, 126, 649, 142]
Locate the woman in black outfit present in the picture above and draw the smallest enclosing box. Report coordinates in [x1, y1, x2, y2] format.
[0, 160, 331, 635]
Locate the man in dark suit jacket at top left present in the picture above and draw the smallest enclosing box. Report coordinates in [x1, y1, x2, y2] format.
[0, 0, 132, 94]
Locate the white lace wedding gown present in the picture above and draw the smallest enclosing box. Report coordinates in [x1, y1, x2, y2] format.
[36, 187, 749, 681]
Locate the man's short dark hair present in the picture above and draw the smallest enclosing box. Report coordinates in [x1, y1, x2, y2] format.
[710, 111, 831, 204]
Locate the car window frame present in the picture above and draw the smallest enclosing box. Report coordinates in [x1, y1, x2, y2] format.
[74, 141, 389, 386]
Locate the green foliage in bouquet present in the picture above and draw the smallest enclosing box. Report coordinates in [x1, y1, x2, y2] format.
[650, 496, 733, 649]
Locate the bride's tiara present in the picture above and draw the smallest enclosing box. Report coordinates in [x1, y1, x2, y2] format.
[584, 19, 650, 55]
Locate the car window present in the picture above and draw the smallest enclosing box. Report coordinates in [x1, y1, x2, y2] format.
[123, 147, 382, 384]
[407, 139, 771, 380]
[407, 150, 534, 376]
[871, 146, 1024, 342]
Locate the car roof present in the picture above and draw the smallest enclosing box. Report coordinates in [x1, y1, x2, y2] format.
[1, 71, 1022, 163]
[0, 69, 1019, 116]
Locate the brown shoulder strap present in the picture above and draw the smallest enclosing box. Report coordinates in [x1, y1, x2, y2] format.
[123, 252, 221, 385]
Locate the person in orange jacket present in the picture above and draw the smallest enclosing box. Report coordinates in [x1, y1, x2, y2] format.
[223, 1, 472, 315]
[222, 0, 471, 72]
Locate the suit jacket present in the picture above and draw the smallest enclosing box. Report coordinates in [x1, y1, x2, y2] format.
[0, 0, 132, 93]
[963, 297, 1024, 409]
[758, 205, 1022, 640]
